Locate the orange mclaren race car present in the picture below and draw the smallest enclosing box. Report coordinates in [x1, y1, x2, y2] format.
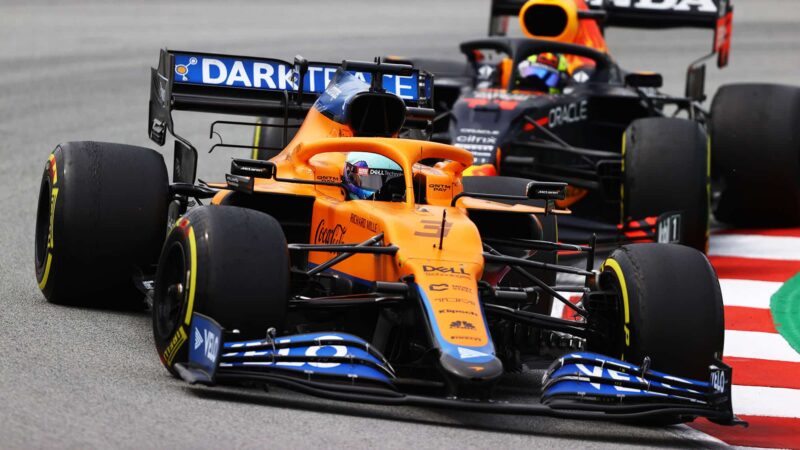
[385, 0, 800, 253]
[34, 50, 742, 425]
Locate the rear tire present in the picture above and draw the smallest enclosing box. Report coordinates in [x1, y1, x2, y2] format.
[152, 205, 290, 376]
[34, 142, 169, 306]
[623, 118, 709, 252]
[253, 117, 300, 160]
[595, 244, 724, 379]
[711, 83, 800, 226]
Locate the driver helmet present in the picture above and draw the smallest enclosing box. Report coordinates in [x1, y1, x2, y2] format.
[343, 152, 404, 200]
[516, 52, 569, 94]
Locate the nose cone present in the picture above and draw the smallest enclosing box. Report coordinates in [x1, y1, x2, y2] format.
[439, 350, 504, 387]
[412, 274, 502, 389]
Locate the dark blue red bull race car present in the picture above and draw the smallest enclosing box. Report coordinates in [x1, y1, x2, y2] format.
[389, 0, 800, 253]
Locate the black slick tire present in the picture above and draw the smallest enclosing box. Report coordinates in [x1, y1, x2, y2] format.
[622, 118, 709, 252]
[253, 117, 300, 160]
[596, 243, 724, 380]
[152, 205, 290, 376]
[34, 141, 169, 306]
[711, 83, 800, 226]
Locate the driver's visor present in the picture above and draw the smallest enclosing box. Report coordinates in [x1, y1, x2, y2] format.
[350, 166, 404, 192]
[519, 64, 560, 88]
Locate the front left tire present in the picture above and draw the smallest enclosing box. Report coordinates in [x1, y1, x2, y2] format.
[152, 205, 290, 376]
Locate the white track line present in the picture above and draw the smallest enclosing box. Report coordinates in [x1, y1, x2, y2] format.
[719, 279, 782, 309]
[731, 447, 782, 450]
[732, 385, 800, 418]
[551, 299, 564, 318]
[725, 330, 800, 363]
[709, 234, 800, 261]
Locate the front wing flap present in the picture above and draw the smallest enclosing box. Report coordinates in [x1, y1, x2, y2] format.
[175, 313, 396, 388]
[541, 352, 742, 425]
[174, 313, 743, 426]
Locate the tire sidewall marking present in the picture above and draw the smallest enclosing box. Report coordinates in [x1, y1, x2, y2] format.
[183, 225, 198, 326]
[158, 219, 195, 367]
[602, 258, 631, 357]
[38, 153, 59, 290]
[162, 325, 187, 365]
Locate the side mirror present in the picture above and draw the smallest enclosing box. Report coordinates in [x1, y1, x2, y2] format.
[685, 63, 706, 102]
[625, 72, 663, 89]
[526, 181, 567, 201]
[227, 159, 276, 195]
[173, 140, 197, 184]
[230, 158, 277, 179]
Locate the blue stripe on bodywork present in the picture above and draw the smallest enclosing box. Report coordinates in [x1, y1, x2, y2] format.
[221, 331, 394, 385]
[416, 285, 496, 363]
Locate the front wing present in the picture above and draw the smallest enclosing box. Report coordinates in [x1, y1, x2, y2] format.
[175, 313, 744, 426]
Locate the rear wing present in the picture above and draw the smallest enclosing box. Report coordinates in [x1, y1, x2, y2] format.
[148, 49, 434, 146]
[588, 0, 733, 68]
[488, 0, 732, 68]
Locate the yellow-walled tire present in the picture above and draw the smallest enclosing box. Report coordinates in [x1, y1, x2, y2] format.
[252, 117, 300, 160]
[34, 142, 168, 306]
[152, 205, 290, 376]
[594, 243, 724, 380]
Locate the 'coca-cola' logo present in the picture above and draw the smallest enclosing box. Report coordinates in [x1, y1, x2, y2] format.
[314, 220, 347, 244]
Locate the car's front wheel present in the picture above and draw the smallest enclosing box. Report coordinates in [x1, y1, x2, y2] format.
[590, 243, 724, 380]
[152, 205, 290, 376]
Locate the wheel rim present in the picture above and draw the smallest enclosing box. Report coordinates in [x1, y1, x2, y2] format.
[34, 174, 52, 271]
[154, 241, 187, 340]
[586, 268, 625, 358]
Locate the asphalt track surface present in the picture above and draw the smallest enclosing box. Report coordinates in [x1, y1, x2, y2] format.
[1, 1, 798, 448]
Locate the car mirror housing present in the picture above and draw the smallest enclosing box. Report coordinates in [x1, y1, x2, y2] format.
[625, 72, 663, 89]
